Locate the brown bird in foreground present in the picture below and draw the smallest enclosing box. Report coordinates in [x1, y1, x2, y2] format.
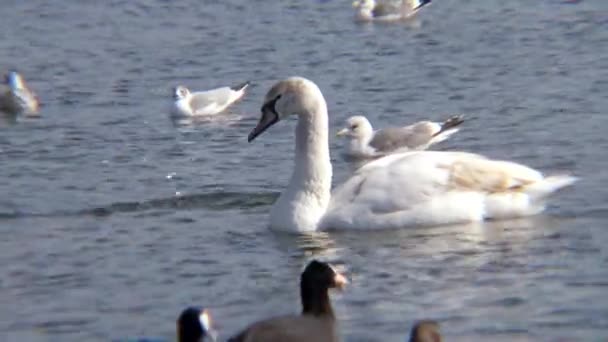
[409, 320, 442, 342]
[227, 260, 348, 342]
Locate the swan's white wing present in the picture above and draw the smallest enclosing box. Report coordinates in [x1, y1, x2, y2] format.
[321, 151, 571, 230]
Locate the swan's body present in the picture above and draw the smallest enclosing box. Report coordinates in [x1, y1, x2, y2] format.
[172, 81, 249, 117]
[353, 0, 431, 22]
[0, 71, 39, 116]
[248, 77, 577, 232]
[337, 115, 463, 159]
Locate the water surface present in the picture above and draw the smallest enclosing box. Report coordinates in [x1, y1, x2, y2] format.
[1, 0, 607, 341]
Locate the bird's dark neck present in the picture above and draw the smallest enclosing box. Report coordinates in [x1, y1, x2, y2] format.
[301, 285, 334, 318]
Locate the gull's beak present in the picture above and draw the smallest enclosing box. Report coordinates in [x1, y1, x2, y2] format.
[248, 105, 279, 142]
[336, 128, 349, 137]
[352, 0, 361, 7]
[334, 271, 349, 290]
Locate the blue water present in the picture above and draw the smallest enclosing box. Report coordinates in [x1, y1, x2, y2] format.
[1, 0, 607, 341]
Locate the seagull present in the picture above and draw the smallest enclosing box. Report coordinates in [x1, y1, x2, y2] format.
[336, 114, 464, 159]
[353, 0, 431, 22]
[172, 81, 249, 116]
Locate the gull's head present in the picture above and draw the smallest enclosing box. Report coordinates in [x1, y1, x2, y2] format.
[174, 86, 191, 100]
[248, 76, 324, 142]
[353, 0, 375, 10]
[177, 307, 218, 342]
[5, 71, 27, 91]
[336, 115, 373, 139]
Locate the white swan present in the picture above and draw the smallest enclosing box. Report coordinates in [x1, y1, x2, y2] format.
[0, 71, 39, 116]
[248, 77, 577, 232]
[172, 81, 249, 117]
[353, 0, 431, 22]
[336, 114, 464, 159]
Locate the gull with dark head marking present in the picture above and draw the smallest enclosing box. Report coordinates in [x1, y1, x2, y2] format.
[247, 76, 577, 232]
[353, 0, 431, 22]
[336, 114, 464, 159]
[0, 71, 39, 116]
[172, 81, 249, 117]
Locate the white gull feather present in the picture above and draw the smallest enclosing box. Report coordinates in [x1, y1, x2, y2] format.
[248, 77, 578, 232]
[337, 114, 464, 159]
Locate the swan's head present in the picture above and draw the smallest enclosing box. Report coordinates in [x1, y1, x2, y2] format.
[248, 77, 324, 142]
[336, 115, 374, 139]
[174, 86, 191, 100]
[5, 71, 27, 90]
[177, 307, 218, 342]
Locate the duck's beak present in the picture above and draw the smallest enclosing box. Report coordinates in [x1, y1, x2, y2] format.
[248, 105, 279, 142]
[336, 128, 349, 137]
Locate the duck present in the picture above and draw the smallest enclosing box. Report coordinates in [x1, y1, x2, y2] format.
[352, 0, 431, 22]
[118, 307, 217, 342]
[227, 260, 347, 342]
[336, 114, 464, 159]
[0, 71, 40, 116]
[172, 81, 249, 117]
[409, 320, 442, 342]
[247, 76, 577, 232]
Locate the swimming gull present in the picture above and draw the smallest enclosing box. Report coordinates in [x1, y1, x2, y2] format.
[172, 81, 249, 116]
[336, 114, 464, 158]
[353, 0, 432, 22]
[247, 76, 577, 232]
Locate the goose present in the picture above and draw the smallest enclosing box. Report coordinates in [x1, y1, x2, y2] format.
[336, 114, 464, 159]
[0, 71, 39, 116]
[247, 76, 577, 232]
[172, 81, 249, 117]
[227, 260, 347, 342]
[353, 0, 431, 22]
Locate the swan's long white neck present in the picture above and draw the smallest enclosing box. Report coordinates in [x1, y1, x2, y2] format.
[293, 105, 331, 188]
[270, 90, 332, 232]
